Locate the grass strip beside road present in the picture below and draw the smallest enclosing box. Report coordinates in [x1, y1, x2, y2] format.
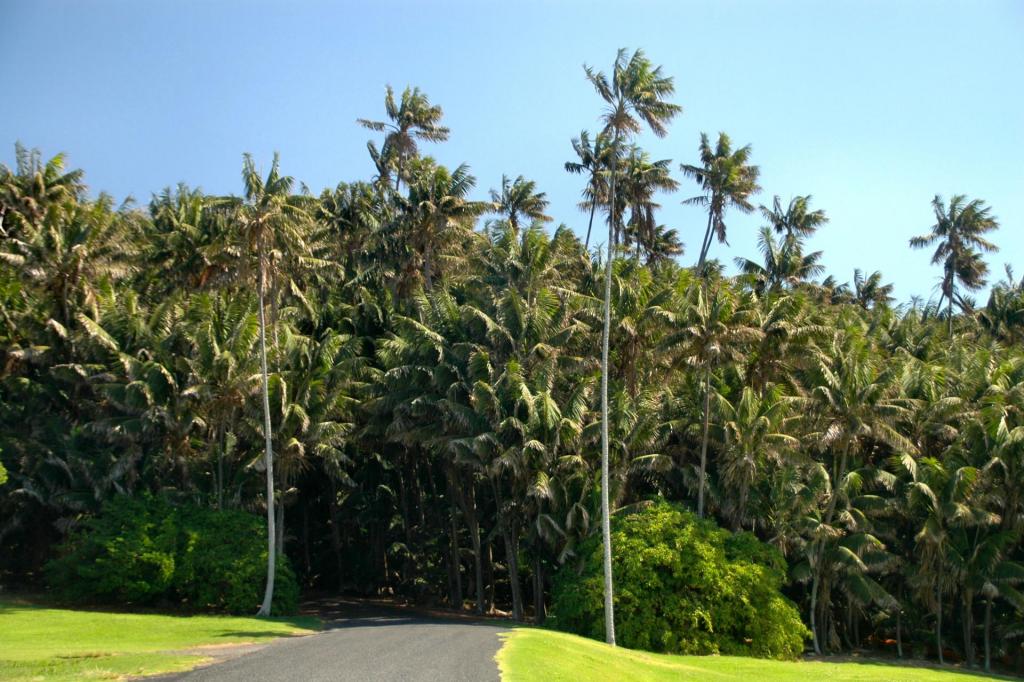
[496, 627, 1012, 682]
[0, 598, 318, 681]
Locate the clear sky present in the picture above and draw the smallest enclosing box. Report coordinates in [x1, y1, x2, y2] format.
[2, 0, 1022, 302]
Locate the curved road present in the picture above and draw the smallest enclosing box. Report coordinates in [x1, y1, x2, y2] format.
[166, 602, 509, 682]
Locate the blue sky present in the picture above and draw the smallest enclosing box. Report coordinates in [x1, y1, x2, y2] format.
[2, 0, 1021, 302]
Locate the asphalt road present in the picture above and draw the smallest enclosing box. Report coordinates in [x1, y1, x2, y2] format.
[165, 603, 510, 682]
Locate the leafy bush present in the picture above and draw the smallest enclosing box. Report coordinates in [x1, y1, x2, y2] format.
[549, 501, 808, 659]
[47, 495, 298, 614]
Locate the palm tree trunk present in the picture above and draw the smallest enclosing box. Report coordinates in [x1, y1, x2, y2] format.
[896, 606, 903, 658]
[533, 555, 546, 624]
[948, 288, 954, 336]
[276, 496, 285, 557]
[485, 539, 495, 613]
[216, 425, 225, 510]
[447, 476, 463, 610]
[963, 591, 974, 668]
[984, 597, 992, 673]
[463, 481, 485, 615]
[423, 242, 434, 291]
[810, 566, 822, 655]
[937, 583, 944, 665]
[697, 212, 714, 270]
[266, 279, 287, 560]
[598, 128, 619, 647]
[698, 365, 712, 518]
[584, 195, 598, 249]
[328, 476, 345, 592]
[256, 265, 277, 617]
[493, 478, 523, 621]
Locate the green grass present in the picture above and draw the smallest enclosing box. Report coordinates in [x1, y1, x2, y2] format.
[497, 628, 1012, 682]
[0, 598, 318, 681]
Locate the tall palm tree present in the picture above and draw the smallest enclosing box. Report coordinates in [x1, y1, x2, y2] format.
[680, 132, 761, 271]
[760, 195, 828, 239]
[584, 47, 681, 645]
[909, 195, 999, 335]
[667, 283, 761, 518]
[619, 147, 679, 259]
[736, 227, 824, 294]
[565, 130, 612, 249]
[804, 332, 913, 653]
[231, 153, 315, 617]
[358, 86, 450, 192]
[489, 174, 551, 232]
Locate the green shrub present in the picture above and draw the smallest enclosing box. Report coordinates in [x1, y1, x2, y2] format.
[47, 494, 298, 614]
[549, 501, 808, 659]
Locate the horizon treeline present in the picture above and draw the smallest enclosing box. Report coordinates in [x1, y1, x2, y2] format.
[2, 49, 1024, 672]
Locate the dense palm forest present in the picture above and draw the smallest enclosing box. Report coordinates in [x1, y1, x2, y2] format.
[2, 49, 1024, 671]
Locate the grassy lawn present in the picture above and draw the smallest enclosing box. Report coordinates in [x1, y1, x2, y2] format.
[497, 628, 1013, 682]
[0, 598, 318, 681]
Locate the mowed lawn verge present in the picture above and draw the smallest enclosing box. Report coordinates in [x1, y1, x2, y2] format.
[0, 598, 318, 681]
[496, 627, 1014, 682]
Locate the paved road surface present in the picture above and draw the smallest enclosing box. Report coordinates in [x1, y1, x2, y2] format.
[165, 602, 509, 682]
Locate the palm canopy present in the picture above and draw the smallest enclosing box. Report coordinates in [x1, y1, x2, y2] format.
[760, 195, 828, 239]
[619, 147, 679, 257]
[681, 132, 761, 270]
[490, 174, 551, 230]
[736, 226, 824, 294]
[0, 142, 85, 234]
[358, 85, 450, 191]
[565, 129, 615, 249]
[396, 159, 489, 292]
[584, 48, 682, 140]
[909, 194, 999, 329]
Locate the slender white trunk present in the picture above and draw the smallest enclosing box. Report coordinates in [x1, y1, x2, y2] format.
[697, 212, 714, 270]
[256, 265, 277, 617]
[599, 129, 619, 646]
[584, 194, 598, 249]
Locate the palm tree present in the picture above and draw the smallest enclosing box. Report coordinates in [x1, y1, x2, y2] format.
[852, 269, 895, 310]
[760, 195, 828, 239]
[565, 130, 612, 249]
[680, 132, 761, 271]
[231, 153, 316, 617]
[979, 266, 1024, 344]
[619, 147, 679, 259]
[736, 227, 824, 294]
[645, 224, 684, 266]
[0, 193, 136, 333]
[358, 86, 450, 192]
[909, 195, 999, 335]
[0, 143, 85, 238]
[804, 332, 913, 654]
[183, 292, 260, 509]
[489, 175, 551, 232]
[716, 385, 798, 529]
[583, 47, 681, 645]
[667, 283, 760, 518]
[147, 184, 232, 293]
[396, 159, 488, 293]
